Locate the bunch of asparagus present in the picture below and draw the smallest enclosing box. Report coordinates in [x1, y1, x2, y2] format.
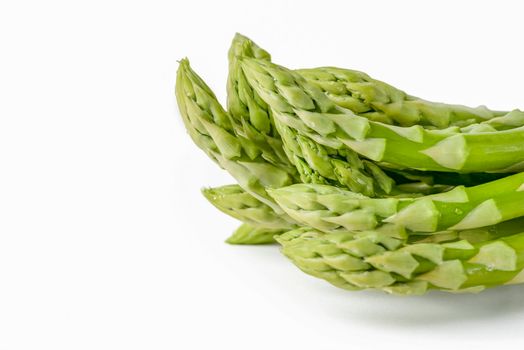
[176, 34, 524, 295]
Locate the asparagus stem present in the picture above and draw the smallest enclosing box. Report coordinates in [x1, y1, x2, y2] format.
[278, 226, 524, 294]
[230, 34, 509, 129]
[227, 34, 297, 176]
[202, 185, 296, 229]
[176, 59, 294, 213]
[269, 173, 524, 234]
[203, 181, 524, 243]
[298, 66, 508, 128]
[227, 34, 273, 135]
[240, 57, 524, 173]
[176, 33, 524, 296]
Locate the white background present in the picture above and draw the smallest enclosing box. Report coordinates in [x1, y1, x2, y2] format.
[1, 0, 524, 349]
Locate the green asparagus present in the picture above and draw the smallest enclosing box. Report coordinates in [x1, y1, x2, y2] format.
[176, 33, 524, 296]
[228, 35, 504, 191]
[277, 117, 399, 195]
[227, 223, 284, 244]
[240, 57, 524, 173]
[298, 67, 508, 128]
[230, 34, 509, 129]
[202, 184, 296, 229]
[269, 172, 524, 234]
[176, 59, 293, 213]
[227, 34, 297, 175]
[278, 226, 524, 294]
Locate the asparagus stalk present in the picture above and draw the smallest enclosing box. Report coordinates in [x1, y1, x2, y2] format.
[176, 59, 294, 213]
[268, 173, 524, 234]
[230, 34, 509, 129]
[202, 182, 447, 239]
[202, 185, 296, 229]
[240, 57, 524, 173]
[227, 34, 272, 135]
[227, 34, 297, 175]
[298, 67, 509, 128]
[204, 183, 524, 246]
[278, 226, 524, 294]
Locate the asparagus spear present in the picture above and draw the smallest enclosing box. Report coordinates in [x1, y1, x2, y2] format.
[204, 183, 524, 246]
[298, 67, 508, 128]
[227, 34, 272, 135]
[268, 172, 524, 234]
[278, 226, 524, 294]
[202, 181, 447, 240]
[202, 185, 296, 229]
[240, 57, 524, 173]
[176, 59, 294, 213]
[231, 34, 509, 129]
[227, 34, 297, 175]
[204, 185, 291, 244]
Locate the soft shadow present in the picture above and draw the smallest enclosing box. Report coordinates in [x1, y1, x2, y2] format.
[327, 283, 524, 327]
[225, 244, 524, 329]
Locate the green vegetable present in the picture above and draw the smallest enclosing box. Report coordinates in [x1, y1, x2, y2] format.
[227, 34, 297, 176]
[277, 119, 399, 196]
[228, 35, 507, 193]
[298, 67, 508, 128]
[269, 173, 524, 234]
[229, 34, 509, 130]
[240, 57, 524, 173]
[278, 227, 524, 295]
[227, 34, 273, 134]
[202, 185, 296, 229]
[176, 33, 524, 295]
[204, 182, 524, 245]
